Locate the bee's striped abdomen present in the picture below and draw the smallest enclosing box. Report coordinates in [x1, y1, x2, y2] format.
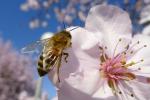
[46, 54, 57, 64]
[37, 53, 48, 76]
[37, 50, 60, 77]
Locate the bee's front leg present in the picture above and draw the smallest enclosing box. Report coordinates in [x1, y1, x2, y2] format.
[69, 42, 72, 47]
[63, 52, 69, 63]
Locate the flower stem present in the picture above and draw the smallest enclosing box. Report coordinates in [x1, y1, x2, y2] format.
[35, 77, 43, 100]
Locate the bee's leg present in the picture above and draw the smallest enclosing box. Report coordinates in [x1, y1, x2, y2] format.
[69, 42, 72, 47]
[63, 52, 69, 63]
[57, 57, 61, 83]
[57, 67, 60, 83]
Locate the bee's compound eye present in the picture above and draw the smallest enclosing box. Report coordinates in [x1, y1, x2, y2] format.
[65, 31, 71, 39]
[68, 33, 72, 39]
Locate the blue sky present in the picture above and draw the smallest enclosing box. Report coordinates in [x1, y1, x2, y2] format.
[0, 0, 58, 99]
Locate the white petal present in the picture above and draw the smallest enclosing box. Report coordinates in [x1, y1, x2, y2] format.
[93, 80, 115, 99]
[58, 81, 116, 100]
[128, 34, 150, 77]
[142, 25, 150, 35]
[125, 80, 150, 100]
[61, 68, 101, 95]
[131, 66, 150, 77]
[129, 34, 150, 60]
[57, 69, 102, 100]
[51, 96, 58, 100]
[67, 26, 99, 50]
[100, 33, 131, 57]
[85, 5, 132, 36]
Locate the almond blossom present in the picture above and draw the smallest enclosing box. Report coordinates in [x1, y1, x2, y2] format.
[86, 5, 150, 99]
[48, 5, 150, 100]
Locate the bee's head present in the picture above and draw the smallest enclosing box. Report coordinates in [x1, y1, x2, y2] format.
[61, 30, 72, 39]
[62, 26, 79, 39]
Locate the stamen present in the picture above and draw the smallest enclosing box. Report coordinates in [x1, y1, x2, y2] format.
[118, 81, 135, 99]
[124, 62, 136, 67]
[113, 38, 122, 57]
[99, 46, 108, 62]
[138, 68, 141, 70]
[121, 41, 140, 56]
[124, 59, 144, 68]
[98, 40, 146, 99]
[119, 91, 122, 94]
[144, 45, 147, 47]
[129, 41, 140, 50]
[129, 44, 147, 56]
[131, 94, 134, 97]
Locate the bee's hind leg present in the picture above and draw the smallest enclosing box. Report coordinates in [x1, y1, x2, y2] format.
[63, 52, 69, 63]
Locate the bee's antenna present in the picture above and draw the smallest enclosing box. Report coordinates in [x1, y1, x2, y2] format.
[63, 21, 66, 29]
[59, 1, 67, 30]
[69, 27, 79, 32]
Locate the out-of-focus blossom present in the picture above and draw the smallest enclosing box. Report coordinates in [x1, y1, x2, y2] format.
[143, 0, 150, 4]
[140, 0, 150, 35]
[142, 25, 150, 35]
[18, 91, 48, 100]
[20, 0, 40, 11]
[0, 39, 35, 100]
[78, 11, 86, 21]
[41, 21, 48, 28]
[49, 5, 150, 100]
[51, 96, 58, 100]
[21, 0, 149, 35]
[64, 15, 73, 25]
[28, 0, 40, 9]
[21, 0, 106, 29]
[20, 4, 29, 11]
[140, 5, 150, 24]
[29, 19, 40, 29]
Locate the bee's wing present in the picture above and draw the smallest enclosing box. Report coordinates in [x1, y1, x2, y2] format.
[21, 38, 52, 54]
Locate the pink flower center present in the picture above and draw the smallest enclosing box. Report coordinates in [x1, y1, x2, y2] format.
[99, 38, 147, 95]
[100, 54, 136, 88]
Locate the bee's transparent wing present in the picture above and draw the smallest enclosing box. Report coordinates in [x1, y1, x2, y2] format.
[21, 38, 51, 54]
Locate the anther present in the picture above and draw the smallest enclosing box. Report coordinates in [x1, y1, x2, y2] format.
[113, 38, 122, 57]
[126, 41, 141, 53]
[119, 91, 122, 94]
[144, 45, 147, 47]
[125, 44, 130, 50]
[140, 59, 144, 62]
[130, 51, 134, 54]
[131, 94, 134, 97]
[123, 52, 127, 55]
[99, 46, 103, 50]
[138, 68, 141, 70]
[119, 38, 122, 42]
[99, 68, 102, 71]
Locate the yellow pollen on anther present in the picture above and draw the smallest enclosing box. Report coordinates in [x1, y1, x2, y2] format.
[124, 62, 136, 68]
[119, 38, 122, 41]
[130, 51, 134, 54]
[144, 45, 147, 47]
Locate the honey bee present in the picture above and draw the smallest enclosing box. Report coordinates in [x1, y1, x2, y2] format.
[21, 27, 78, 82]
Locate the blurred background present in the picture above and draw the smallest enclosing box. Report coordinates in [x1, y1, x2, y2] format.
[0, 0, 150, 100]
